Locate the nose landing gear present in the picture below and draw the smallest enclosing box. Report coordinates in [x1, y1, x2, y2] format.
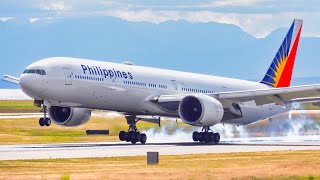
[192, 127, 220, 144]
[38, 105, 51, 127]
[119, 115, 147, 144]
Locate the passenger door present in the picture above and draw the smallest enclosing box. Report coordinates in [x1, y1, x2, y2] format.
[171, 80, 180, 94]
[63, 68, 73, 85]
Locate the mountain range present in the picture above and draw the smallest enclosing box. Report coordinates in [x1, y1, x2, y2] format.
[1, 17, 320, 88]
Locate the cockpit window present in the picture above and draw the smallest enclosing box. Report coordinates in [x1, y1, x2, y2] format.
[23, 69, 46, 75]
[29, 69, 36, 74]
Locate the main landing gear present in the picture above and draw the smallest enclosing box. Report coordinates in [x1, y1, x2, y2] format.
[192, 127, 220, 144]
[39, 105, 51, 127]
[119, 115, 147, 144]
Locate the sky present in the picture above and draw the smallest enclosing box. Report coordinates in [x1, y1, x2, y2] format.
[0, 0, 320, 38]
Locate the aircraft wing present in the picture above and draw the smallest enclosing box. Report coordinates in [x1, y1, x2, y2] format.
[151, 84, 320, 112]
[213, 84, 320, 106]
[3, 75, 20, 85]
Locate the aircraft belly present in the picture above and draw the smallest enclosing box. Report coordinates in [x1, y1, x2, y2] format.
[223, 103, 288, 125]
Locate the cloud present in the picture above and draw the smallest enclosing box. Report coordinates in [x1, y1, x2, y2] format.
[104, 9, 180, 24]
[28, 17, 54, 23]
[28, 17, 40, 23]
[102, 9, 275, 38]
[100, 9, 320, 38]
[0, 17, 14, 22]
[192, 0, 270, 8]
[38, 0, 71, 11]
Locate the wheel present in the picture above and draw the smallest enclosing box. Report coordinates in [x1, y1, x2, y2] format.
[127, 131, 135, 142]
[125, 132, 130, 142]
[135, 132, 141, 142]
[208, 132, 214, 143]
[213, 133, 220, 144]
[39, 118, 45, 126]
[192, 132, 200, 141]
[199, 132, 205, 142]
[119, 131, 126, 141]
[140, 133, 147, 144]
[44, 118, 51, 126]
[131, 139, 137, 144]
[204, 132, 212, 143]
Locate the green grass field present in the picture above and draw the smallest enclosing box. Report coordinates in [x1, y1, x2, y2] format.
[0, 151, 319, 179]
[0, 115, 171, 144]
[0, 100, 35, 109]
[0, 100, 39, 113]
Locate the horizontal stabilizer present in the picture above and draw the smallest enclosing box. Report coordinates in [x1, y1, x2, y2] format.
[3, 75, 20, 85]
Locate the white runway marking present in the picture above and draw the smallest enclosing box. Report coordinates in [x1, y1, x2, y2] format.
[1, 139, 320, 160]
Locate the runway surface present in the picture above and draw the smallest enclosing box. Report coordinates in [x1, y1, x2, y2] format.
[1, 140, 320, 160]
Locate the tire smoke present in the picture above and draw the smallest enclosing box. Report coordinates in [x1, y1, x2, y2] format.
[142, 106, 320, 143]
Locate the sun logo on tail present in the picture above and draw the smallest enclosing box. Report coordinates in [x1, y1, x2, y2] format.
[270, 46, 289, 87]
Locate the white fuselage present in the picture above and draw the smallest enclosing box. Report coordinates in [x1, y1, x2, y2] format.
[19, 57, 287, 126]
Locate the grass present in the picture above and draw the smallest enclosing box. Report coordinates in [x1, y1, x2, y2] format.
[0, 100, 39, 113]
[0, 100, 35, 109]
[0, 115, 169, 144]
[0, 151, 319, 179]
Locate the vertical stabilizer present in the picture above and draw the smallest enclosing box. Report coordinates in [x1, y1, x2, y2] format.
[261, 19, 303, 88]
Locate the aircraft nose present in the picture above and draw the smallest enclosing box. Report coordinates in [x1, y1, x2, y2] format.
[19, 75, 43, 100]
[19, 75, 31, 92]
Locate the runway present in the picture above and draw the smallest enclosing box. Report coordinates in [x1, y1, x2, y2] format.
[1, 140, 320, 160]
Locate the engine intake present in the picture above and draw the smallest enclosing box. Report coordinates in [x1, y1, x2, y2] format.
[178, 94, 224, 126]
[49, 106, 91, 127]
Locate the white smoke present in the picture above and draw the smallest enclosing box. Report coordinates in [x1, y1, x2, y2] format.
[142, 103, 320, 143]
[142, 120, 251, 143]
[142, 121, 200, 143]
[98, 105, 320, 143]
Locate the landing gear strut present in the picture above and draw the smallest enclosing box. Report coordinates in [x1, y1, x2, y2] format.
[192, 127, 220, 144]
[39, 105, 51, 127]
[119, 115, 147, 144]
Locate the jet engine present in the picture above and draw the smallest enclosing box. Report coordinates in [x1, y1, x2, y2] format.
[48, 106, 91, 127]
[178, 94, 224, 126]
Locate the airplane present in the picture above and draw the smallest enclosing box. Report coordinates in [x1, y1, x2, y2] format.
[4, 19, 319, 144]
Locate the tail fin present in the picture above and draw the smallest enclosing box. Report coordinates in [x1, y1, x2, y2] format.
[261, 19, 303, 88]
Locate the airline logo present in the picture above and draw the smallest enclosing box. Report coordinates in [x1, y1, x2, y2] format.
[261, 19, 303, 88]
[81, 65, 133, 79]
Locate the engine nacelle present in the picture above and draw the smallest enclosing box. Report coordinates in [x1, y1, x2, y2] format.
[48, 106, 91, 127]
[178, 94, 224, 127]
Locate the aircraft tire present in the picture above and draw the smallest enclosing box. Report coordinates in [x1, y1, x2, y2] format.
[119, 131, 126, 141]
[39, 118, 45, 126]
[44, 118, 51, 126]
[213, 133, 220, 144]
[192, 132, 200, 141]
[135, 132, 141, 142]
[140, 133, 147, 144]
